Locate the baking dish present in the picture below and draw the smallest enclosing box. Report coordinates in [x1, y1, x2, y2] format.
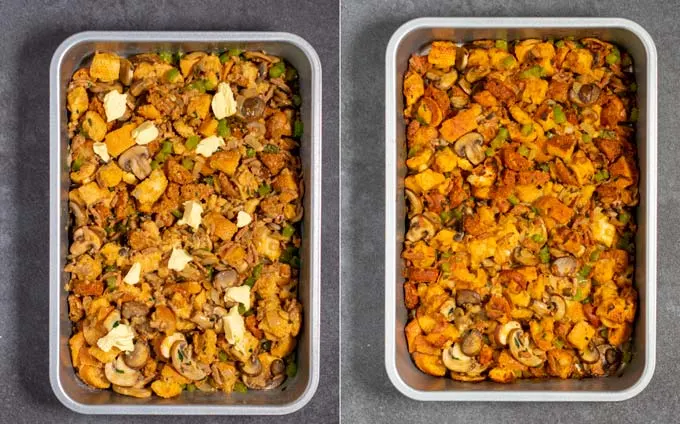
[385, 17, 657, 401]
[50, 31, 322, 415]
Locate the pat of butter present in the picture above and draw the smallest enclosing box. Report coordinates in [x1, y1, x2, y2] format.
[195, 135, 225, 157]
[103, 90, 128, 122]
[93, 142, 110, 163]
[131, 121, 159, 145]
[591, 212, 616, 247]
[223, 306, 246, 347]
[160, 333, 186, 358]
[177, 200, 203, 231]
[236, 211, 252, 228]
[123, 262, 141, 285]
[168, 247, 193, 271]
[225, 285, 251, 311]
[97, 324, 135, 353]
[211, 82, 237, 120]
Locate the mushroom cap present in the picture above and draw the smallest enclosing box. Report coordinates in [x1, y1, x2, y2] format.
[579, 342, 600, 364]
[494, 320, 522, 346]
[405, 215, 436, 242]
[170, 340, 207, 381]
[551, 256, 577, 277]
[124, 341, 150, 369]
[550, 295, 567, 321]
[461, 329, 483, 356]
[456, 289, 481, 307]
[442, 343, 473, 373]
[70, 226, 102, 257]
[213, 269, 239, 291]
[508, 329, 546, 367]
[105, 355, 142, 387]
[118, 145, 151, 180]
[242, 373, 285, 391]
[238, 356, 263, 376]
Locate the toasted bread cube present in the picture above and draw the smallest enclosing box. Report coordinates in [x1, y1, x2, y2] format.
[131, 168, 168, 205]
[104, 123, 136, 157]
[439, 104, 482, 142]
[209, 150, 240, 176]
[67, 86, 89, 118]
[187, 94, 212, 120]
[97, 162, 123, 188]
[568, 150, 595, 185]
[428, 41, 457, 68]
[90, 52, 120, 82]
[412, 352, 447, 376]
[82, 111, 107, 142]
[546, 134, 577, 161]
[78, 365, 111, 389]
[403, 71, 425, 106]
[203, 212, 237, 241]
[567, 321, 595, 350]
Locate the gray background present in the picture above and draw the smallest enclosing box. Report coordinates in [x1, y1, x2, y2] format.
[341, 1, 677, 423]
[0, 0, 338, 422]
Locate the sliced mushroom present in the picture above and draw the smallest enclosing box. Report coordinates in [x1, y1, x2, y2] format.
[171, 340, 207, 381]
[70, 201, 87, 228]
[191, 311, 215, 329]
[242, 373, 286, 390]
[442, 343, 472, 373]
[550, 295, 567, 321]
[238, 356, 263, 376]
[508, 329, 546, 367]
[456, 289, 481, 307]
[451, 371, 486, 382]
[530, 300, 551, 317]
[70, 226, 102, 256]
[89, 81, 123, 94]
[461, 329, 483, 356]
[599, 344, 622, 373]
[129, 78, 154, 97]
[213, 269, 239, 291]
[112, 384, 151, 398]
[452, 307, 471, 332]
[513, 247, 539, 266]
[118, 146, 151, 180]
[494, 320, 522, 346]
[551, 256, 577, 277]
[439, 299, 457, 321]
[453, 132, 485, 165]
[124, 341, 149, 369]
[435, 70, 458, 90]
[579, 342, 600, 364]
[405, 215, 436, 242]
[160, 333, 186, 358]
[455, 46, 468, 71]
[119, 59, 134, 86]
[465, 66, 490, 83]
[405, 189, 423, 218]
[105, 355, 142, 387]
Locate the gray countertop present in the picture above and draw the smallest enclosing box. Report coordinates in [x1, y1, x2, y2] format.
[0, 0, 338, 422]
[341, 1, 678, 423]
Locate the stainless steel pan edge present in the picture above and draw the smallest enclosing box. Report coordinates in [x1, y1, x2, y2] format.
[50, 31, 321, 414]
[385, 18, 657, 402]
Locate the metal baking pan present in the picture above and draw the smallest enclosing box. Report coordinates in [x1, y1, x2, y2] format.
[385, 17, 657, 401]
[49, 31, 322, 415]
